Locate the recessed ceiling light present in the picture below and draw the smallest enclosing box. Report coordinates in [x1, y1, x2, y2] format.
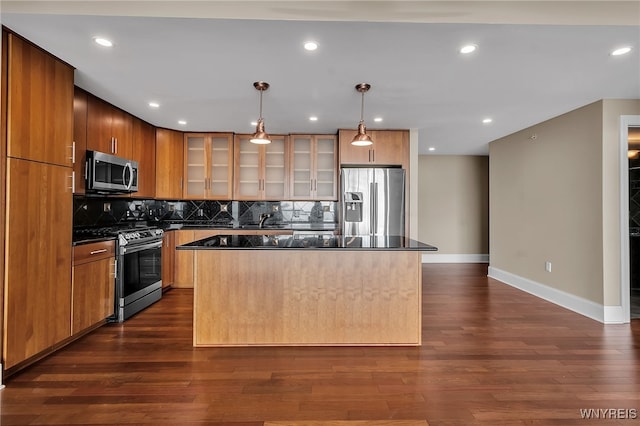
[611, 46, 632, 56]
[178, 120, 187, 125]
[428, 147, 436, 151]
[250, 121, 258, 126]
[309, 116, 318, 121]
[460, 44, 477, 54]
[93, 37, 113, 47]
[482, 118, 493, 124]
[304, 41, 318, 51]
[374, 117, 383, 122]
[148, 102, 160, 108]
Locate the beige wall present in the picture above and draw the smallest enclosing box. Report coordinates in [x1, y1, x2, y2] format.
[418, 155, 489, 255]
[489, 100, 640, 306]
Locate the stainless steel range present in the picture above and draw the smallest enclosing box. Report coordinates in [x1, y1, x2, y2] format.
[74, 224, 164, 322]
[115, 227, 163, 322]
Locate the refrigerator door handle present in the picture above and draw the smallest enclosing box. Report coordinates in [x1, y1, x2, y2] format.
[370, 182, 376, 237]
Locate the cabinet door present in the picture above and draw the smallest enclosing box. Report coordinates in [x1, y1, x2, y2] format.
[162, 231, 176, 289]
[314, 135, 337, 200]
[4, 158, 72, 369]
[184, 134, 207, 199]
[7, 33, 74, 167]
[264, 135, 288, 199]
[173, 230, 220, 288]
[111, 107, 132, 158]
[131, 118, 156, 198]
[87, 95, 133, 157]
[86, 95, 115, 154]
[338, 129, 371, 165]
[290, 135, 313, 199]
[72, 257, 115, 334]
[73, 87, 88, 194]
[209, 133, 234, 199]
[174, 230, 195, 288]
[233, 135, 261, 200]
[369, 130, 407, 166]
[156, 128, 184, 199]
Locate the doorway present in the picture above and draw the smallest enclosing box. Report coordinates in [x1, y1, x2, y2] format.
[629, 125, 640, 319]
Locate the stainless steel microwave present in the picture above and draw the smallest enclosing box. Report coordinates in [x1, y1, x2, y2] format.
[86, 150, 138, 194]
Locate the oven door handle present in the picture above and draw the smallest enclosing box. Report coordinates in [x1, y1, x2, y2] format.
[120, 240, 163, 254]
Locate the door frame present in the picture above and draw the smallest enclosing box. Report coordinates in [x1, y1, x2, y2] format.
[619, 115, 640, 323]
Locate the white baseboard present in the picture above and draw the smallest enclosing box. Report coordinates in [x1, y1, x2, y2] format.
[422, 253, 489, 263]
[487, 266, 627, 324]
[603, 305, 628, 324]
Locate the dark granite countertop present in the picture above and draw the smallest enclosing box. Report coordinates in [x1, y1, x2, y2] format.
[163, 223, 339, 232]
[177, 234, 437, 251]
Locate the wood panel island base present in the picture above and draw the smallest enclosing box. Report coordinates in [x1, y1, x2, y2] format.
[179, 234, 437, 347]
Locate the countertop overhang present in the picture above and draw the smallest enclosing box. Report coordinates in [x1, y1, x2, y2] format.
[177, 234, 437, 251]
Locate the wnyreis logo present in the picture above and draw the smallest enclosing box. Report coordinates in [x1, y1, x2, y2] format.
[579, 408, 638, 420]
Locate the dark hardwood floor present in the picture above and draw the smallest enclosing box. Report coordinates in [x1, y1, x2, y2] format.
[2, 264, 639, 425]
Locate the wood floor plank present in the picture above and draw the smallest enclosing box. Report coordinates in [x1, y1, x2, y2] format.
[1, 263, 639, 426]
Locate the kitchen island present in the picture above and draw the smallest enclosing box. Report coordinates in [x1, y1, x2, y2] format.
[178, 234, 437, 347]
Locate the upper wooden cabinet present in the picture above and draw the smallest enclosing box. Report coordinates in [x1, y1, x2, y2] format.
[6, 33, 74, 167]
[184, 133, 233, 200]
[155, 128, 184, 199]
[73, 87, 88, 194]
[87, 95, 132, 158]
[339, 129, 408, 167]
[233, 134, 288, 200]
[289, 134, 337, 200]
[131, 117, 156, 198]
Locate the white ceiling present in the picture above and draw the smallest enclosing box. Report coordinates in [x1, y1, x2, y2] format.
[1, 1, 639, 155]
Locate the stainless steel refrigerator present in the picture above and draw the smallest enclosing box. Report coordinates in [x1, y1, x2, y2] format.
[341, 167, 405, 237]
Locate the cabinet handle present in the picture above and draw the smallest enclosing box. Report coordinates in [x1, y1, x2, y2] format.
[111, 137, 115, 154]
[69, 141, 76, 163]
[372, 149, 375, 162]
[111, 259, 117, 278]
[67, 174, 74, 191]
[90, 249, 108, 255]
[71, 172, 76, 193]
[114, 138, 118, 154]
[368, 150, 371, 162]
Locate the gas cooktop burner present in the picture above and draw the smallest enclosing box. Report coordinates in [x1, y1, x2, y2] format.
[73, 223, 163, 245]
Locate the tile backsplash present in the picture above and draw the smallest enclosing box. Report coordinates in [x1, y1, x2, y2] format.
[73, 197, 337, 228]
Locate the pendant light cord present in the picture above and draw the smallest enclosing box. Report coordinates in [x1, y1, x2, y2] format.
[360, 91, 365, 123]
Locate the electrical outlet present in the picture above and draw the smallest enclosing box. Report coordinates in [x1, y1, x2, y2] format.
[103, 202, 111, 212]
[545, 261, 552, 272]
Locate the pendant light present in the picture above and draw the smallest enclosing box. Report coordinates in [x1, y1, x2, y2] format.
[250, 81, 271, 144]
[351, 83, 374, 146]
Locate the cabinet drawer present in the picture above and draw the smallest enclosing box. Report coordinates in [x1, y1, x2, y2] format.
[73, 240, 116, 265]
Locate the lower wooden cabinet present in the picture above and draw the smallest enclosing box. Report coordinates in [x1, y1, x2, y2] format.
[3, 158, 73, 369]
[72, 240, 116, 335]
[174, 230, 219, 288]
[162, 231, 176, 289]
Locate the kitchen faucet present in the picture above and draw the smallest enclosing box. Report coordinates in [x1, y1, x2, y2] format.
[259, 213, 273, 228]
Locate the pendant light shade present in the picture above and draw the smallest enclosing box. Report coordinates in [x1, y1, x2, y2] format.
[351, 83, 373, 146]
[250, 81, 271, 144]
